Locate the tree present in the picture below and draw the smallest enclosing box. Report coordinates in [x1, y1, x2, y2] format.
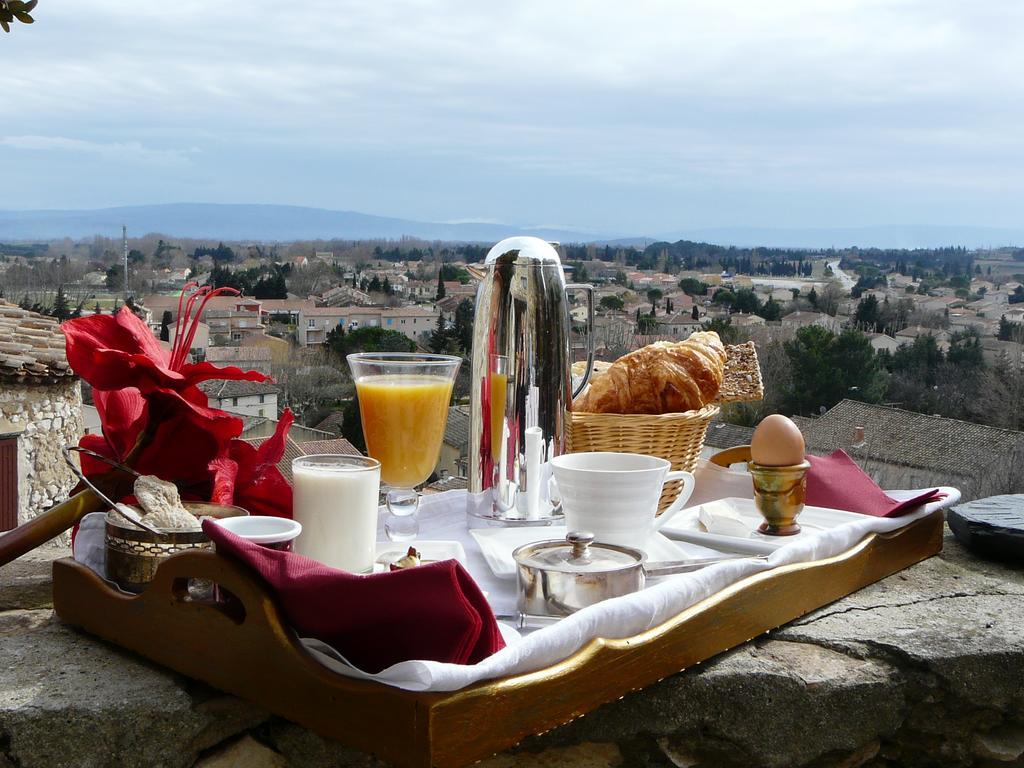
[732, 289, 761, 315]
[51, 286, 71, 322]
[637, 314, 657, 334]
[326, 326, 415, 359]
[452, 299, 475, 354]
[854, 295, 880, 331]
[947, 329, 985, 369]
[253, 272, 287, 299]
[816, 283, 843, 316]
[105, 264, 124, 292]
[159, 310, 172, 342]
[998, 315, 1024, 343]
[807, 287, 819, 308]
[758, 296, 782, 321]
[712, 289, 735, 307]
[340, 397, 366, 453]
[691, 305, 699, 321]
[701, 317, 739, 344]
[279, 365, 351, 424]
[783, 327, 887, 415]
[678, 278, 708, 296]
[368, 276, 383, 293]
[428, 314, 454, 354]
[382, 276, 393, 296]
[646, 288, 663, 306]
[436, 273, 446, 300]
[599, 295, 625, 312]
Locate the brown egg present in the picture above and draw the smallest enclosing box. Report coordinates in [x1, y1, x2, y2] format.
[750, 414, 806, 466]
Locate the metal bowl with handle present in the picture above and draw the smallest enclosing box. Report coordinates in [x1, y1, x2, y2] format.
[512, 531, 764, 620]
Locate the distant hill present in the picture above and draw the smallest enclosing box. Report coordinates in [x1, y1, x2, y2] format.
[0, 204, 607, 244]
[656, 225, 1024, 250]
[0, 204, 1020, 249]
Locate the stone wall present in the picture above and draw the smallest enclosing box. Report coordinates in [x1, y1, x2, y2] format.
[0, 379, 83, 534]
[2, 530, 1022, 767]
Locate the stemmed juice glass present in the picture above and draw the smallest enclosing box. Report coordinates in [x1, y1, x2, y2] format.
[346, 352, 461, 540]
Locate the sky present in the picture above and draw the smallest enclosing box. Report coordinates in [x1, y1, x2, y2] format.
[2, 1, 1023, 237]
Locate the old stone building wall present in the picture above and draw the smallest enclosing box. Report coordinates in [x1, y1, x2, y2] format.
[0, 379, 84, 530]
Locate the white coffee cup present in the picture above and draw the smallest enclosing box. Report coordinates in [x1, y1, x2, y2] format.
[550, 452, 696, 550]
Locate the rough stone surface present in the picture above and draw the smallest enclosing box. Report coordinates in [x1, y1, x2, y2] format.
[0, 377, 84, 537]
[478, 743, 623, 767]
[195, 735, 286, 768]
[0, 610, 261, 768]
[261, 721, 388, 767]
[1, 530, 1022, 767]
[0, 547, 68, 611]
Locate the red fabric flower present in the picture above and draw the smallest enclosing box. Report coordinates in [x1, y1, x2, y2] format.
[64, 287, 267, 394]
[210, 410, 294, 517]
[63, 285, 293, 518]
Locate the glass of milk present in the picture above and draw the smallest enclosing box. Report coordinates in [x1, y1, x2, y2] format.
[292, 455, 381, 573]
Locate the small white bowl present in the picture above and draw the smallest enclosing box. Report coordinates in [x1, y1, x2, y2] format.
[210, 515, 302, 547]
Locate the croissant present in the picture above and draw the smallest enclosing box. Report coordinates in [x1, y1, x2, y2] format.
[574, 331, 727, 414]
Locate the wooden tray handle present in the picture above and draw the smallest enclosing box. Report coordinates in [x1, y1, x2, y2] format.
[146, 549, 289, 634]
[709, 444, 752, 467]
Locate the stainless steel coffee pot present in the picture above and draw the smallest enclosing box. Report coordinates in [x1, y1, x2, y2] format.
[466, 237, 594, 523]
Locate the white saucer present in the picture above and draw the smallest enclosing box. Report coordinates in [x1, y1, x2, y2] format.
[660, 497, 864, 554]
[373, 540, 467, 572]
[469, 526, 699, 579]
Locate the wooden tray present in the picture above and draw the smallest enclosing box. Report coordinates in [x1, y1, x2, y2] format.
[52, 509, 944, 768]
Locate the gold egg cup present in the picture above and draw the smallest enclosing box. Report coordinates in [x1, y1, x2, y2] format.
[746, 460, 811, 536]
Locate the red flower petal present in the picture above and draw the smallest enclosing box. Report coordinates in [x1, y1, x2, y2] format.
[92, 388, 149, 463]
[129, 388, 244, 486]
[209, 410, 295, 518]
[64, 309, 270, 393]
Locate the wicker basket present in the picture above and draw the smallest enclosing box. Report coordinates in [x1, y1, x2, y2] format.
[567, 404, 720, 513]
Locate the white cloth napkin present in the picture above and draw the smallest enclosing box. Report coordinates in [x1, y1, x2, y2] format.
[73, 460, 960, 693]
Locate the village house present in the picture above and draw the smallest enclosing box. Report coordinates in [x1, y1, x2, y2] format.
[198, 379, 280, 419]
[731, 313, 766, 330]
[0, 302, 84, 532]
[658, 312, 703, 338]
[297, 305, 440, 346]
[205, 306, 266, 343]
[980, 337, 1024, 366]
[319, 285, 372, 307]
[801, 399, 1024, 501]
[204, 346, 274, 375]
[437, 405, 470, 480]
[166, 319, 210, 359]
[865, 332, 900, 354]
[780, 311, 842, 333]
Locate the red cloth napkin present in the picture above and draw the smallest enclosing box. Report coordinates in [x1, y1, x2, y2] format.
[805, 449, 943, 517]
[202, 520, 505, 673]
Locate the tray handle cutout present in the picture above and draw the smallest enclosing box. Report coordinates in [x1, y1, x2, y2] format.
[147, 550, 287, 634]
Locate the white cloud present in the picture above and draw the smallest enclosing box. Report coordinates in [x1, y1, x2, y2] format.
[0, 136, 195, 166]
[1, 0, 1022, 227]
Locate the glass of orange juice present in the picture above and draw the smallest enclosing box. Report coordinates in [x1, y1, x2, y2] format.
[347, 352, 461, 541]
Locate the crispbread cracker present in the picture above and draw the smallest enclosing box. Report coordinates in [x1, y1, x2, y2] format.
[715, 342, 764, 403]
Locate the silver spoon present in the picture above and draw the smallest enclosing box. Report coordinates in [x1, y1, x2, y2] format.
[62, 446, 164, 535]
